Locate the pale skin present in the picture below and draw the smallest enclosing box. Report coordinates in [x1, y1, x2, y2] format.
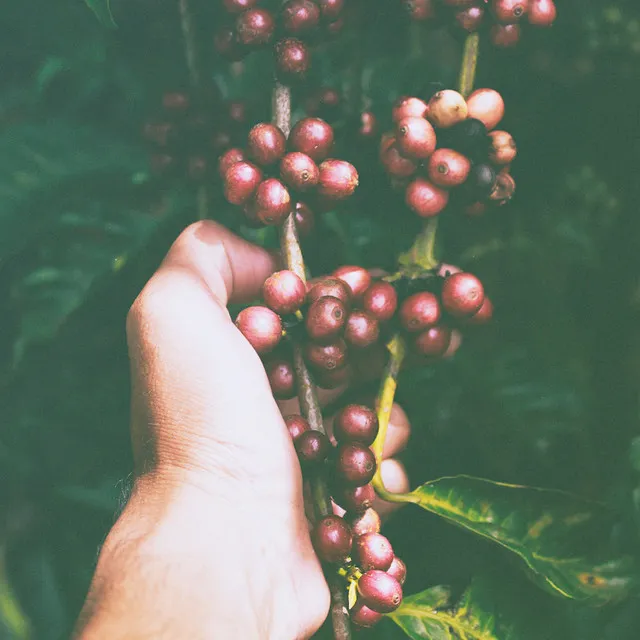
[73, 221, 412, 640]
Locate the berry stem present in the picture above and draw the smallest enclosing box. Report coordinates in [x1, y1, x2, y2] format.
[398, 218, 440, 273]
[458, 32, 480, 98]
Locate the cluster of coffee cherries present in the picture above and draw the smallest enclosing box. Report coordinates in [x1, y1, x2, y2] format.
[220, 117, 358, 227]
[215, 0, 347, 81]
[142, 90, 247, 181]
[404, 0, 557, 47]
[381, 87, 516, 218]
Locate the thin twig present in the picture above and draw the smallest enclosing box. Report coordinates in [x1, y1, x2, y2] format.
[458, 32, 480, 98]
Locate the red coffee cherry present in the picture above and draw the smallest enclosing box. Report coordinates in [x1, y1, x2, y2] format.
[275, 38, 311, 79]
[491, 23, 521, 47]
[441, 272, 485, 317]
[357, 570, 403, 614]
[400, 291, 441, 332]
[392, 96, 429, 122]
[306, 296, 347, 342]
[334, 404, 379, 446]
[295, 202, 315, 237]
[344, 310, 380, 349]
[335, 443, 377, 487]
[285, 415, 310, 441]
[223, 0, 259, 13]
[380, 141, 419, 178]
[404, 0, 436, 21]
[279, 152, 320, 192]
[224, 162, 263, 205]
[363, 281, 398, 323]
[427, 148, 471, 188]
[359, 111, 378, 138]
[340, 483, 375, 513]
[312, 515, 352, 563]
[455, 5, 485, 31]
[415, 325, 452, 357]
[315, 363, 352, 390]
[349, 508, 381, 537]
[466, 89, 505, 131]
[353, 533, 395, 571]
[295, 430, 331, 464]
[263, 270, 306, 315]
[492, 0, 529, 23]
[467, 297, 494, 324]
[236, 8, 275, 46]
[528, 0, 556, 26]
[317, 0, 344, 21]
[235, 306, 283, 354]
[162, 91, 190, 116]
[305, 339, 348, 371]
[254, 178, 292, 225]
[350, 601, 383, 629]
[387, 557, 407, 585]
[248, 123, 287, 166]
[488, 130, 517, 165]
[405, 178, 449, 217]
[308, 277, 352, 307]
[395, 116, 437, 160]
[333, 266, 372, 300]
[490, 172, 516, 204]
[427, 90, 468, 128]
[282, 0, 321, 33]
[266, 357, 296, 399]
[289, 118, 334, 162]
[218, 147, 246, 178]
[318, 160, 359, 199]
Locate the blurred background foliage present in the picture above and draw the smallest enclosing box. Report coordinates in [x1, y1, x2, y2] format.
[1, 0, 640, 638]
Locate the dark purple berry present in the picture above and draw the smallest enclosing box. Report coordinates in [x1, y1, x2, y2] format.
[336, 443, 377, 487]
[312, 515, 352, 563]
[295, 430, 331, 464]
[306, 296, 347, 342]
[334, 405, 378, 446]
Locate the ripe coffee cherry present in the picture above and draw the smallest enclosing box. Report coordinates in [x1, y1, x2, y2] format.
[285, 415, 310, 441]
[400, 291, 441, 332]
[318, 160, 359, 199]
[395, 117, 436, 160]
[405, 178, 449, 217]
[255, 178, 291, 225]
[381, 142, 418, 178]
[359, 111, 378, 139]
[387, 557, 407, 585]
[528, 0, 556, 26]
[305, 339, 348, 371]
[350, 601, 383, 629]
[488, 130, 517, 165]
[427, 148, 471, 188]
[492, 0, 529, 23]
[248, 123, 286, 166]
[312, 515, 352, 563]
[427, 90, 468, 128]
[363, 282, 398, 323]
[466, 89, 505, 131]
[308, 278, 352, 307]
[224, 162, 263, 205]
[404, 0, 436, 21]
[280, 152, 319, 191]
[333, 266, 372, 300]
[218, 147, 246, 178]
[235, 306, 282, 354]
[490, 172, 516, 204]
[275, 38, 311, 79]
[357, 570, 403, 614]
[353, 533, 395, 572]
[468, 297, 494, 324]
[456, 5, 485, 31]
[415, 325, 452, 357]
[441, 118, 488, 159]
[336, 443, 377, 487]
[223, 0, 259, 13]
[334, 404, 379, 446]
[392, 96, 429, 122]
[344, 310, 380, 349]
[315, 363, 352, 390]
[263, 270, 306, 315]
[441, 272, 485, 317]
[296, 430, 331, 464]
[491, 23, 521, 47]
[340, 483, 375, 513]
[289, 118, 334, 162]
[306, 296, 347, 342]
[266, 357, 296, 399]
[460, 163, 497, 201]
[236, 8, 275, 46]
[282, 0, 321, 33]
[317, 0, 344, 21]
[349, 508, 381, 536]
[162, 91, 190, 115]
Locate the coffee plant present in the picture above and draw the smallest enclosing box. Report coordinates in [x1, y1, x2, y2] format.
[2, 0, 640, 638]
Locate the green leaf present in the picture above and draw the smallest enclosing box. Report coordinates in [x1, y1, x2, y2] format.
[83, 0, 116, 27]
[407, 476, 639, 604]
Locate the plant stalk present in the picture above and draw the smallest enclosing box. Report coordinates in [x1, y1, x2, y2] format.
[458, 32, 480, 98]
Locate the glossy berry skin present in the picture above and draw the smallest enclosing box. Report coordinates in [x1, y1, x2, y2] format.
[223, 0, 259, 13]
[335, 443, 377, 487]
[282, 0, 321, 33]
[353, 533, 395, 572]
[491, 23, 521, 47]
[340, 484, 375, 513]
[381, 142, 418, 178]
[405, 178, 449, 217]
[280, 152, 319, 191]
[460, 163, 497, 201]
[266, 358, 296, 399]
[317, 0, 344, 21]
[224, 162, 263, 205]
[235, 306, 282, 354]
[308, 278, 352, 307]
[305, 339, 348, 371]
[528, 0, 556, 26]
[363, 282, 398, 323]
[285, 415, 310, 441]
[275, 38, 310, 79]
[392, 96, 428, 122]
[467, 297, 494, 325]
[349, 508, 381, 536]
[456, 5, 485, 31]
[318, 160, 359, 199]
[427, 148, 471, 188]
[415, 325, 452, 357]
[488, 130, 517, 165]
[295, 202, 315, 237]
[427, 90, 468, 128]
[400, 292, 441, 332]
[289, 118, 334, 162]
[254, 178, 291, 225]
[218, 147, 246, 178]
[395, 116, 437, 160]
[295, 430, 331, 464]
[387, 557, 407, 585]
[466, 89, 505, 131]
[344, 310, 380, 349]
[350, 601, 383, 629]
[263, 270, 306, 315]
[441, 272, 485, 317]
[306, 296, 347, 342]
[357, 570, 403, 614]
[333, 266, 372, 300]
[248, 123, 287, 166]
[492, 0, 529, 23]
[312, 515, 352, 563]
[334, 404, 379, 446]
[236, 8, 275, 46]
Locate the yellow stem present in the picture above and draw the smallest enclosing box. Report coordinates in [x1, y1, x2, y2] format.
[458, 32, 480, 98]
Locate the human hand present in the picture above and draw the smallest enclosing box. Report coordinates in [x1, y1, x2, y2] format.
[74, 221, 411, 640]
